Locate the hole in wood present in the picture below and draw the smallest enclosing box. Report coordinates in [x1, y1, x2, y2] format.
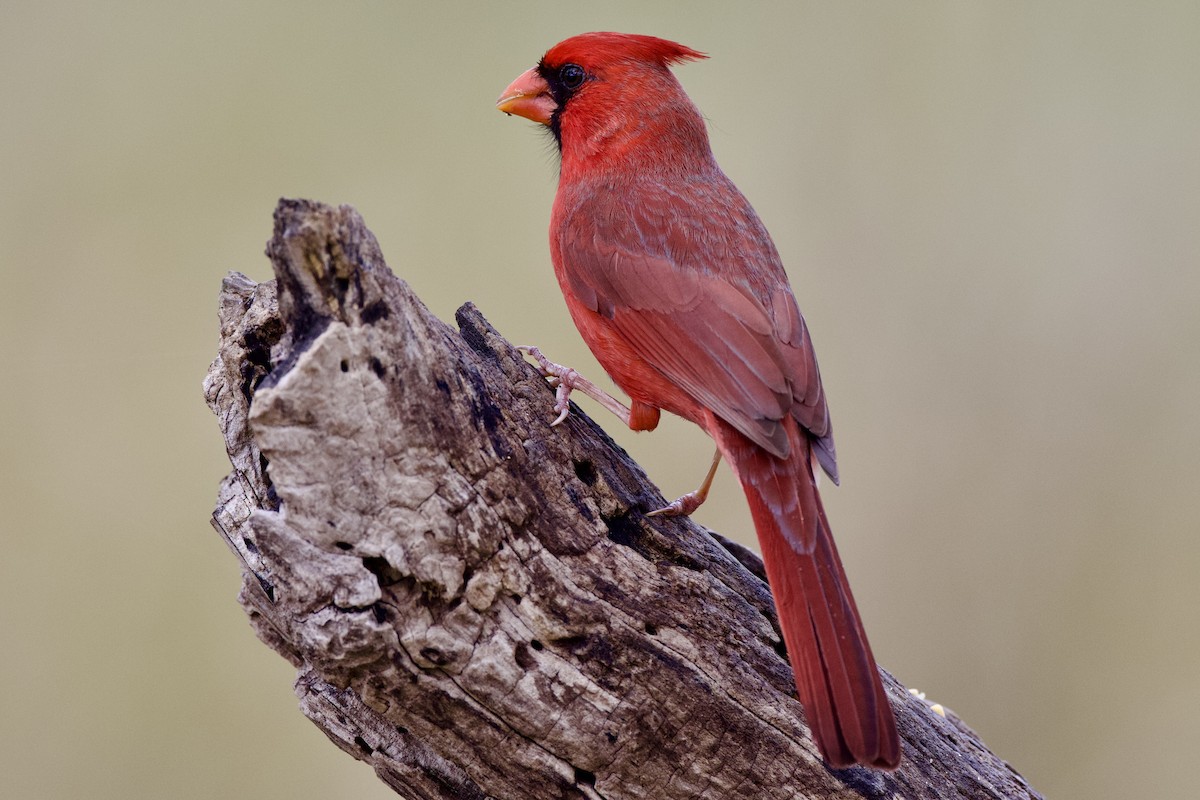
[573, 459, 597, 486]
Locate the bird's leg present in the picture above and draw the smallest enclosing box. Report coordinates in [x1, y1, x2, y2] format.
[518, 346, 633, 427]
[648, 448, 723, 517]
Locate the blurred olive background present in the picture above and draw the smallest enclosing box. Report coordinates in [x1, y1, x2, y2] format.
[2, 2, 1197, 798]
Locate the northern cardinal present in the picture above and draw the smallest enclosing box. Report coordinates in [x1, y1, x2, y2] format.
[497, 32, 900, 769]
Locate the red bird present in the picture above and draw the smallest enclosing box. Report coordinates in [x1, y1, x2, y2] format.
[497, 32, 900, 769]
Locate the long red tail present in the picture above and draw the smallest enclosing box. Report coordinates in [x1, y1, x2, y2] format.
[717, 419, 900, 769]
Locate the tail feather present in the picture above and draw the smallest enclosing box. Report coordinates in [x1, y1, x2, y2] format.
[717, 418, 900, 769]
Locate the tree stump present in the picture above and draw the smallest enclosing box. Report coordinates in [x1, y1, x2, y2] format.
[203, 198, 1042, 799]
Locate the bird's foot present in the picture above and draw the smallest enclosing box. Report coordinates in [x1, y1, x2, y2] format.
[647, 490, 707, 517]
[517, 345, 632, 427]
[518, 345, 580, 426]
[646, 447, 723, 518]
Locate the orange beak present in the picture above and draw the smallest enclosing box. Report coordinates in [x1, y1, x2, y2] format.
[496, 67, 555, 125]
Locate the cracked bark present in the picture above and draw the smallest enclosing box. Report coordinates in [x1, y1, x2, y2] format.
[203, 198, 1042, 800]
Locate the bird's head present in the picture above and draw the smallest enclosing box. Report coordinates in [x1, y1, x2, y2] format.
[497, 32, 709, 170]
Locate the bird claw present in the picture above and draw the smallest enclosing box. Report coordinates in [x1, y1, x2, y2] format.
[550, 400, 571, 427]
[518, 345, 636, 429]
[646, 448, 721, 518]
[519, 345, 579, 425]
[647, 491, 705, 518]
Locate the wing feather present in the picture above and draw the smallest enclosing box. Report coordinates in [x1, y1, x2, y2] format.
[554, 174, 837, 476]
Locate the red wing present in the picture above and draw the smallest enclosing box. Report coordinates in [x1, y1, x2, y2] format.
[555, 180, 837, 478]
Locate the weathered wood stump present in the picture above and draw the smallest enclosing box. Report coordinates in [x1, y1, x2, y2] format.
[203, 198, 1041, 799]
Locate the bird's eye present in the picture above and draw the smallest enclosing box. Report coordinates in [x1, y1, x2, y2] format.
[559, 64, 586, 90]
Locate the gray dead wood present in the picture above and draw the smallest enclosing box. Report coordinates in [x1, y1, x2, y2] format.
[203, 198, 1042, 800]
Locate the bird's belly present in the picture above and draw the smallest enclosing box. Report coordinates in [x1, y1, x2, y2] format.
[562, 294, 706, 429]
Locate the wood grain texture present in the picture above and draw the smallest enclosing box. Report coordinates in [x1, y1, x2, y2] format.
[203, 198, 1042, 800]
